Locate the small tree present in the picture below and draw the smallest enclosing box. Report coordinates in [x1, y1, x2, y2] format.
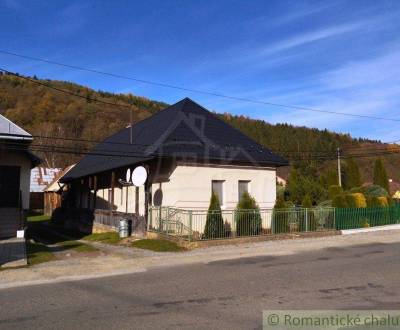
[328, 185, 343, 200]
[332, 194, 348, 208]
[373, 158, 389, 192]
[236, 191, 262, 236]
[344, 159, 362, 189]
[301, 194, 313, 208]
[204, 192, 224, 239]
[274, 195, 286, 209]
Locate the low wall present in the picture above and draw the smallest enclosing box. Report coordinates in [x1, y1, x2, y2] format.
[147, 230, 341, 249]
[51, 207, 146, 237]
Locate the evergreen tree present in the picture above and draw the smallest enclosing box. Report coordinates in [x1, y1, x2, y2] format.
[287, 168, 302, 204]
[204, 192, 224, 239]
[235, 191, 262, 236]
[301, 194, 313, 208]
[373, 158, 389, 192]
[343, 158, 362, 189]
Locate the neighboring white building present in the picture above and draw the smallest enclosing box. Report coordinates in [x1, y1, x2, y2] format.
[62, 98, 288, 223]
[0, 114, 40, 238]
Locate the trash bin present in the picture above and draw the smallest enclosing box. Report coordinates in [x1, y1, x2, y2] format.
[119, 218, 129, 238]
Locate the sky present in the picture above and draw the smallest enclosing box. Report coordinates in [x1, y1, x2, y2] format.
[1, 0, 400, 142]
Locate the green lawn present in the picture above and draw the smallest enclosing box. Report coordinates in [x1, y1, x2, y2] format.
[27, 214, 51, 222]
[82, 232, 122, 245]
[26, 241, 55, 266]
[131, 239, 186, 252]
[27, 221, 97, 254]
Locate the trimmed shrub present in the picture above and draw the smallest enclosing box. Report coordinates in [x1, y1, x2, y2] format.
[369, 196, 389, 207]
[301, 194, 313, 208]
[350, 184, 389, 198]
[332, 194, 348, 208]
[328, 185, 343, 200]
[274, 195, 286, 209]
[345, 193, 367, 208]
[235, 191, 262, 236]
[204, 192, 224, 239]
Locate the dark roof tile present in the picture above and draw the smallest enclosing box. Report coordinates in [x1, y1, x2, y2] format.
[62, 98, 288, 181]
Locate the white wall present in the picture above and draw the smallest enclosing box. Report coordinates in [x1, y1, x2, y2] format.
[92, 163, 276, 216]
[152, 163, 276, 210]
[0, 150, 31, 209]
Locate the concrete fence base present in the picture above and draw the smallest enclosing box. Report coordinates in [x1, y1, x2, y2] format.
[147, 229, 341, 249]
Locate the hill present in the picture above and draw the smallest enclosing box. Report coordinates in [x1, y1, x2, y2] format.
[0, 72, 399, 183]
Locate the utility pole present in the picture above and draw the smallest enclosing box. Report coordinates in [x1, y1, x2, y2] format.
[130, 108, 133, 144]
[337, 147, 342, 187]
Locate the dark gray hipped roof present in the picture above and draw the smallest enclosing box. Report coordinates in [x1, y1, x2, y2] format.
[62, 98, 288, 182]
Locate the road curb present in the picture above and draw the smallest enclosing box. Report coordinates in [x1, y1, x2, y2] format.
[341, 224, 400, 235]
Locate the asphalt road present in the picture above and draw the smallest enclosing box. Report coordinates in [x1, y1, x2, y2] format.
[1, 239, 399, 329]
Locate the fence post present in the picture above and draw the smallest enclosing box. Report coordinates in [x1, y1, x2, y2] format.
[333, 207, 336, 230]
[271, 209, 275, 235]
[166, 206, 170, 235]
[158, 206, 162, 232]
[188, 211, 193, 242]
[148, 207, 152, 231]
[305, 208, 309, 232]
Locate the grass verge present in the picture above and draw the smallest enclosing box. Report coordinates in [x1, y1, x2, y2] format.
[82, 232, 122, 245]
[27, 214, 51, 222]
[26, 241, 54, 266]
[28, 222, 98, 253]
[131, 239, 186, 252]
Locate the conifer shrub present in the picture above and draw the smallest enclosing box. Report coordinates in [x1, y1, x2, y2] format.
[203, 192, 224, 239]
[328, 185, 343, 200]
[274, 195, 286, 209]
[332, 194, 348, 208]
[301, 194, 313, 208]
[369, 196, 389, 207]
[345, 193, 367, 208]
[235, 191, 262, 236]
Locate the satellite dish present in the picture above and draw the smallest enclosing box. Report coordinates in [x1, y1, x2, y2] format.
[132, 166, 147, 187]
[125, 168, 131, 183]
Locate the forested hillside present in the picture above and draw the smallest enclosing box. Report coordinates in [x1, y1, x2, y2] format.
[1, 72, 399, 184]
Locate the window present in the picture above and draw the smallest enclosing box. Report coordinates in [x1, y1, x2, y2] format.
[238, 180, 250, 201]
[212, 180, 224, 205]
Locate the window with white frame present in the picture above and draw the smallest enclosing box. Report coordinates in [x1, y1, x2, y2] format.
[238, 180, 250, 201]
[211, 180, 224, 205]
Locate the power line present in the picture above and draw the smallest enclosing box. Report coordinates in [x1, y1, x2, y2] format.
[4, 140, 400, 163]
[1, 50, 400, 122]
[29, 133, 400, 158]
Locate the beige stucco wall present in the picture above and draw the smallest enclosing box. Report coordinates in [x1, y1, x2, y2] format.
[93, 163, 276, 217]
[0, 150, 31, 209]
[152, 163, 276, 210]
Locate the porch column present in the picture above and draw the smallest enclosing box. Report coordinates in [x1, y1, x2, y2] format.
[93, 175, 97, 209]
[110, 171, 115, 210]
[87, 177, 91, 209]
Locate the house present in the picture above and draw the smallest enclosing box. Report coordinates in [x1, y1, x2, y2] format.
[0, 114, 40, 238]
[43, 165, 75, 216]
[277, 175, 287, 186]
[30, 167, 62, 212]
[61, 98, 288, 233]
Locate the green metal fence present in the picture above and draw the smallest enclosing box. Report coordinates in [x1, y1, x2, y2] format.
[148, 207, 336, 241]
[148, 205, 400, 241]
[335, 205, 400, 230]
